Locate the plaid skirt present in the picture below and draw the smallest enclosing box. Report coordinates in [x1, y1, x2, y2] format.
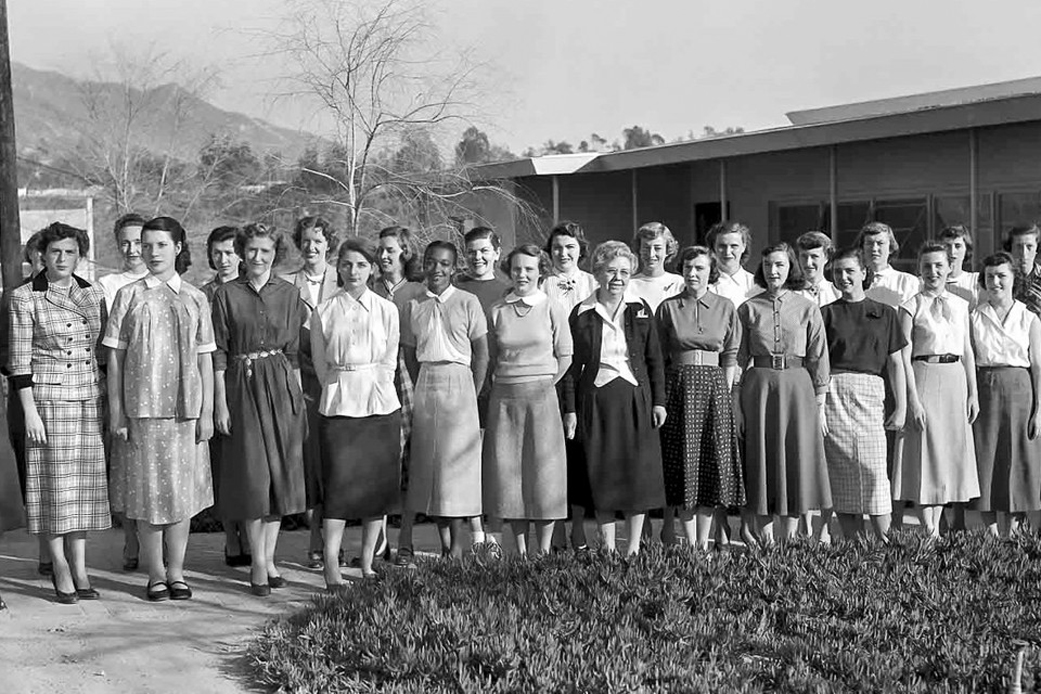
[26, 398, 111, 534]
[824, 373, 891, 514]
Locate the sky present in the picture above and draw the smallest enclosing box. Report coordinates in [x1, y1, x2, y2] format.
[10, 0, 1041, 154]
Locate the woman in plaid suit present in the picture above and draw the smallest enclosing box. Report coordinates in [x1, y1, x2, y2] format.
[8, 223, 109, 604]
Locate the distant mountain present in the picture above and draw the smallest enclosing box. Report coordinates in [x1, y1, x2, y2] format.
[11, 61, 320, 163]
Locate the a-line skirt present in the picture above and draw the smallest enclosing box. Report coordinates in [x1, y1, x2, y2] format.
[483, 378, 567, 520]
[320, 411, 402, 520]
[971, 367, 1041, 512]
[394, 348, 415, 493]
[25, 398, 111, 535]
[0, 395, 24, 532]
[660, 365, 744, 510]
[576, 378, 665, 513]
[407, 362, 483, 517]
[892, 361, 979, 504]
[824, 372, 891, 515]
[301, 370, 323, 509]
[741, 367, 831, 517]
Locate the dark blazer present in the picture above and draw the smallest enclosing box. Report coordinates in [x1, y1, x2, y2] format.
[562, 297, 666, 414]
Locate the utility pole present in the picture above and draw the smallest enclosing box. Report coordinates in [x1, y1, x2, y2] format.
[0, 0, 21, 290]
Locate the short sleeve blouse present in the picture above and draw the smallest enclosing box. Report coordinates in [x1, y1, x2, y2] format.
[971, 300, 1036, 368]
[900, 292, 969, 357]
[821, 298, 906, 376]
[400, 286, 487, 365]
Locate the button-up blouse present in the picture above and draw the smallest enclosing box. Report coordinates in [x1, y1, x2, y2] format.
[655, 290, 740, 367]
[900, 291, 969, 357]
[310, 288, 401, 417]
[575, 293, 640, 387]
[211, 275, 304, 371]
[710, 268, 762, 307]
[544, 269, 598, 313]
[971, 300, 1036, 368]
[400, 285, 487, 366]
[737, 290, 830, 394]
[488, 290, 573, 383]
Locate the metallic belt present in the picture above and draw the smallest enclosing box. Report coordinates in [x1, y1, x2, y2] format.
[673, 350, 720, 367]
[331, 363, 378, 372]
[233, 349, 283, 377]
[750, 355, 805, 370]
[912, 353, 960, 364]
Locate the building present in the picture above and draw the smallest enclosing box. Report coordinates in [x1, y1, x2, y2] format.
[472, 76, 1041, 272]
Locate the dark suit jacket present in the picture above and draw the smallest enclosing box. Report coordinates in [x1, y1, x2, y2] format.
[562, 297, 666, 414]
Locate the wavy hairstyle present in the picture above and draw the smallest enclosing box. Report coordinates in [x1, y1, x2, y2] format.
[705, 221, 752, 265]
[752, 242, 807, 290]
[675, 245, 720, 285]
[500, 243, 553, 284]
[142, 216, 192, 274]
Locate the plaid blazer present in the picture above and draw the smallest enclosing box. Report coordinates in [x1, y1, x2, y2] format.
[8, 273, 106, 402]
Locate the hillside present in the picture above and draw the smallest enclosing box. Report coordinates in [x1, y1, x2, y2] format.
[11, 61, 319, 162]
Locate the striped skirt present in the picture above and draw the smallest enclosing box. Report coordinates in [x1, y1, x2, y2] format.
[824, 373, 891, 514]
[25, 399, 110, 534]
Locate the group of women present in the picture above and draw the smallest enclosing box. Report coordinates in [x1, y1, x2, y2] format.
[1, 211, 1039, 607]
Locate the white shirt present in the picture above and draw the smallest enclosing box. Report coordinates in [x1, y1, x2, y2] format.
[629, 272, 684, 312]
[576, 292, 639, 388]
[544, 269, 598, 313]
[947, 272, 980, 308]
[310, 289, 400, 417]
[901, 291, 969, 356]
[867, 266, 920, 308]
[710, 268, 762, 308]
[796, 279, 840, 306]
[97, 268, 149, 309]
[971, 300, 1036, 368]
[403, 285, 487, 366]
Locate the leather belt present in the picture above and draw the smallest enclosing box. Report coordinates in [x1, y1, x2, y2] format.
[750, 355, 804, 370]
[912, 353, 960, 364]
[673, 350, 720, 366]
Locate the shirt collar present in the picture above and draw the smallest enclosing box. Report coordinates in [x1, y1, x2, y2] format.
[678, 288, 713, 309]
[504, 289, 546, 306]
[143, 273, 183, 293]
[576, 288, 641, 316]
[425, 285, 457, 303]
[342, 287, 373, 311]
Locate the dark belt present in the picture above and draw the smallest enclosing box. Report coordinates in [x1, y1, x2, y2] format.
[673, 350, 720, 367]
[912, 353, 960, 364]
[750, 355, 804, 370]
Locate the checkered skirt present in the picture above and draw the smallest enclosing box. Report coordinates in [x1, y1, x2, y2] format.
[26, 398, 111, 534]
[823, 372, 891, 514]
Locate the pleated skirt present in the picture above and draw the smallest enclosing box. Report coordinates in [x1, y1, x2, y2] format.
[483, 378, 568, 520]
[892, 361, 979, 504]
[660, 365, 744, 509]
[407, 363, 483, 517]
[824, 373, 891, 515]
[741, 367, 831, 516]
[320, 411, 402, 519]
[577, 378, 665, 513]
[971, 367, 1041, 512]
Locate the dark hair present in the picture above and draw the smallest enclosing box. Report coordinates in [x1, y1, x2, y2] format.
[753, 242, 807, 290]
[500, 244, 552, 283]
[795, 231, 834, 259]
[142, 216, 192, 274]
[335, 238, 379, 288]
[544, 220, 589, 265]
[113, 213, 147, 237]
[706, 221, 752, 264]
[463, 226, 500, 250]
[236, 223, 288, 265]
[830, 246, 874, 289]
[855, 221, 900, 255]
[632, 221, 679, 266]
[917, 241, 949, 263]
[977, 251, 1015, 289]
[206, 225, 241, 271]
[1003, 223, 1041, 252]
[424, 240, 459, 266]
[23, 230, 45, 264]
[39, 222, 90, 258]
[938, 225, 973, 251]
[378, 225, 422, 281]
[675, 245, 719, 284]
[292, 216, 338, 255]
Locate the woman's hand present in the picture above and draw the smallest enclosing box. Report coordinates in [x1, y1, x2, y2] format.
[967, 394, 979, 425]
[1030, 412, 1041, 441]
[652, 405, 667, 429]
[196, 413, 214, 443]
[214, 402, 231, 436]
[908, 398, 926, 431]
[884, 406, 906, 432]
[24, 408, 47, 446]
[563, 413, 577, 440]
[818, 402, 830, 438]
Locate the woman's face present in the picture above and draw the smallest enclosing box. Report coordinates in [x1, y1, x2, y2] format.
[682, 254, 712, 295]
[244, 236, 277, 279]
[761, 251, 790, 291]
[862, 232, 891, 269]
[984, 262, 1014, 301]
[510, 253, 541, 296]
[44, 238, 80, 281]
[713, 232, 745, 276]
[424, 247, 455, 294]
[919, 250, 950, 291]
[338, 250, 372, 294]
[831, 256, 865, 300]
[118, 224, 144, 273]
[550, 234, 580, 273]
[210, 238, 240, 281]
[142, 229, 180, 279]
[639, 236, 667, 275]
[299, 227, 328, 269]
[798, 247, 828, 285]
[596, 255, 633, 299]
[943, 236, 968, 271]
[377, 236, 405, 276]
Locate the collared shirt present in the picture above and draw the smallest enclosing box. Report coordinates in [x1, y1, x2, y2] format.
[737, 290, 830, 394]
[900, 290, 969, 357]
[211, 275, 305, 371]
[201, 274, 237, 303]
[796, 279, 840, 307]
[655, 290, 740, 367]
[866, 266, 920, 308]
[629, 272, 685, 312]
[488, 289, 572, 383]
[97, 268, 149, 309]
[576, 291, 640, 387]
[1014, 264, 1041, 317]
[971, 300, 1036, 368]
[544, 269, 598, 313]
[709, 268, 762, 308]
[947, 271, 980, 308]
[310, 288, 400, 417]
[373, 277, 427, 310]
[401, 285, 487, 366]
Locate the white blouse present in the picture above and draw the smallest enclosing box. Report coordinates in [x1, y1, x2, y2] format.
[310, 289, 400, 417]
[709, 268, 762, 308]
[796, 279, 840, 306]
[576, 294, 638, 388]
[900, 291, 969, 357]
[867, 266, 920, 308]
[947, 272, 980, 308]
[629, 272, 684, 312]
[971, 300, 1036, 368]
[544, 269, 598, 313]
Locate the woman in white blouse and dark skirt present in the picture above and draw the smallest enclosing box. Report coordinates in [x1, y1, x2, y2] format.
[969, 252, 1041, 537]
[562, 241, 667, 556]
[311, 239, 402, 585]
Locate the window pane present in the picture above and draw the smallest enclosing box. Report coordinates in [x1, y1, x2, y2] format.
[934, 195, 993, 269]
[835, 202, 871, 251]
[874, 198, 928, 273]
[776, 203, 826, 245]
[998, 192, 1041, 236]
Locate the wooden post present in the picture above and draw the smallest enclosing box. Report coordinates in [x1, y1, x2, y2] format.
[0, 0, 20, 290]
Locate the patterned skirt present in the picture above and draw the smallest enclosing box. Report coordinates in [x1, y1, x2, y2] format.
[121, 418, 213, 525]
[394, 348, 415, 492]
[660, 365, 744, 510]
[824, 373, 891, 515]
[26, 399, 110, 534]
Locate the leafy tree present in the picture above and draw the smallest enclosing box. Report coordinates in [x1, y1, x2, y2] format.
[622, 125, 665, 150]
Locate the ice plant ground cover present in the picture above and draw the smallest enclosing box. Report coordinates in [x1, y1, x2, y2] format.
[249, 531, 1041, 693]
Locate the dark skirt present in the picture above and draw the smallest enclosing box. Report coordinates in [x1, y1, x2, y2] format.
[0, 395, 24, 532]
[971, 367, 1041, 513]
[577, 378, 665, 513]
[559, 381, 591, 509]
[660, 365, 744, 509]
[320, 411, 402, 519]
[219, 353, 307, 521]
[6, 388, 26, 500]
[741, 367, 831, 516]
[301, 369, 323, 508]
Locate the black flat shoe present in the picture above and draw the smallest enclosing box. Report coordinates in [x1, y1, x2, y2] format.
[250, 582, 271, 597]
[146, 581, 169, 602]
[268, 575, 287, 589]
[306, 550, 323, 569]
[50, 574, 78, 605]
[168, 581, 192, 600]
[38, 561, 53, 577]
[73, 576, 99, 600]
[225, 550, 251, 568]
[123, 558, 139, 572]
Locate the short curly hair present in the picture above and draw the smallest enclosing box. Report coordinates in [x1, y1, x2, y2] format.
[855, 221, 900, 256]
[590, 240, 638, 277]
[206, 225, 241, 271]
[500, 244, 553, 283]
[795, 231, 834, 260]
[38, 222, 90, 258]
[706, 221, 752, 265]
[292, 216, 338, 254]
[631, 222, 678, 268]
[675, 245, 720, 285]
[236, 222, 288, 265]
[544, 220, 589, 265]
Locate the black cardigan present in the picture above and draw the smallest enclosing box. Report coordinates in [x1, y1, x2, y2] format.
[562, 298, 666, 414]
